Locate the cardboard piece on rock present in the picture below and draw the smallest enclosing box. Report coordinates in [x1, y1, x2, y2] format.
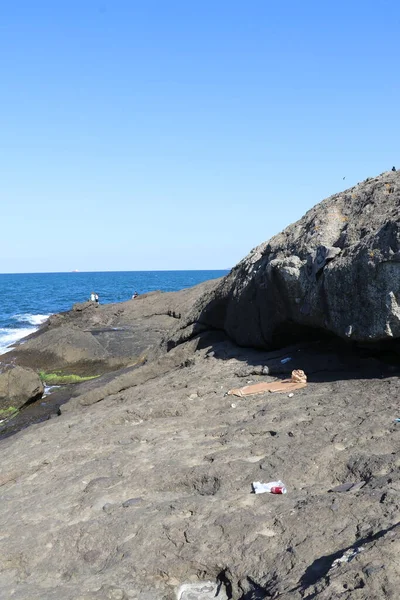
[228, 370, 307, 398]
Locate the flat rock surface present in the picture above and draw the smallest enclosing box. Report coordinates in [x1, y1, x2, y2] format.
[1, 335, 399, 599]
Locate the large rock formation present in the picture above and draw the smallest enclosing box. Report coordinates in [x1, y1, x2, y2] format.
[168, 171, 400, 349]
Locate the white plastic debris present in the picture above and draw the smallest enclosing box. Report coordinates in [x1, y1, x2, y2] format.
[231, 403, 237, 408]
[345, 324, 353, 338]
[331, 546, 364, 570]
[288, 393, 294, 398]
[252, 480, 287, 494]
[178, 581, 228, 600]
[281, 357, 292, 364]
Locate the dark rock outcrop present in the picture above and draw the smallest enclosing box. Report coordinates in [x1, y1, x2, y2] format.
[168, 171, 400, 350]
[0, 365, 44, 410]
[71, 300, 100, 312]
[1, 280, 220, 375]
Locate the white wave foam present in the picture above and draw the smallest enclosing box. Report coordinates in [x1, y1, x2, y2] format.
[43, 385, 60, 398]
[0, 327, 36, 355]
[0, 313, 50, 356]
[14, 313, 50, 326]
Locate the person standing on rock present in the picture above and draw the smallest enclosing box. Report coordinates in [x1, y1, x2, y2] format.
[90, 292, 96, 302]
[95, 293, 99, 303]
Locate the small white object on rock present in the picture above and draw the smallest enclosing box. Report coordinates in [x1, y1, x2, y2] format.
[231, 403, 236, 408]
[177, 581, 228, 600]
[288, 393, 294, 398]
[331, 546, 364, 570]
[345, 324, 353, 337]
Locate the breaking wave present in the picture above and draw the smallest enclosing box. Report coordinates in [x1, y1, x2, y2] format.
[0, 314, 50, 355]
[0, 327, 36, 355]
[14, 313, 50, 326]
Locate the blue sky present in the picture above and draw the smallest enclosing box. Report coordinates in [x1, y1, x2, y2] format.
[1, 0, 399, 273]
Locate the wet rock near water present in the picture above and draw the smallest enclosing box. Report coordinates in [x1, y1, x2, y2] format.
[1, 279, 219, 376]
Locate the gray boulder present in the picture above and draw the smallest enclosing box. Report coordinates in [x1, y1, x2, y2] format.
[0, 365, 44, 410]
[168, 171, 400, 349]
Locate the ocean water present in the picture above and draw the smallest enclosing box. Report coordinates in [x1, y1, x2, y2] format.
[0, 270, 228, 355]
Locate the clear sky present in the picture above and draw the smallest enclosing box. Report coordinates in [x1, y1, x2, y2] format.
[1, 0, 399, 273]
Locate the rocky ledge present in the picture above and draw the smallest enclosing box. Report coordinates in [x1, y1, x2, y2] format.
[0, 172, 399, 600]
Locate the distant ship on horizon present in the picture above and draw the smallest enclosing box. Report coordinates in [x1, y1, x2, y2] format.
[72, 269, 79, 272]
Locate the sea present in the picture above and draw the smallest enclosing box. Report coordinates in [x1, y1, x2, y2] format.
[0, 270, 229, 355]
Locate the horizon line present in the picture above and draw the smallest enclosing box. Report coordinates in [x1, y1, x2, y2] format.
[0, 268, 232, 276]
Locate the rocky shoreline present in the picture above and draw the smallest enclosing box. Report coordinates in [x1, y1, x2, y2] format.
[0, 281, 219, 438]
[0, 172, 399, 599]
